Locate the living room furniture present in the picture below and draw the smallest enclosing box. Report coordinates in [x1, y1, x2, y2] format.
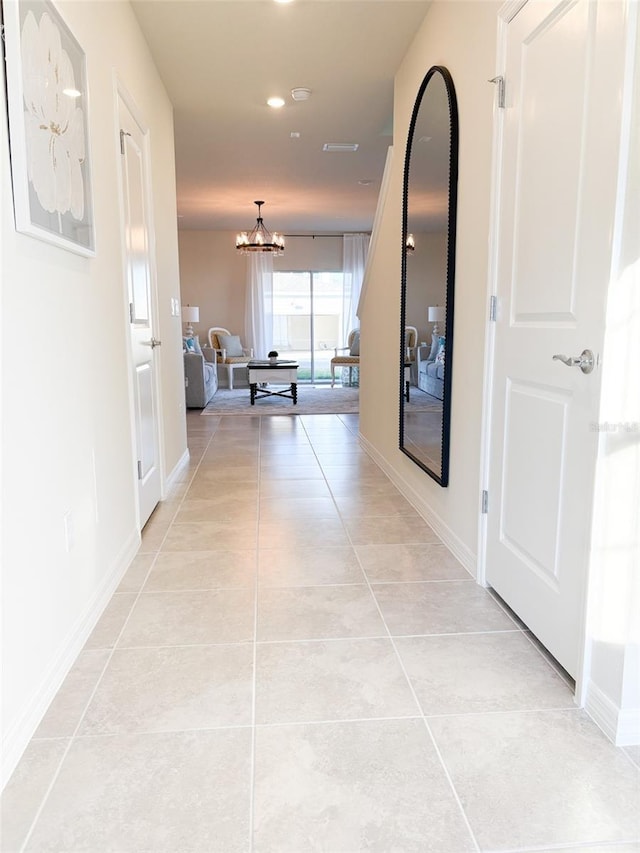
[330, 329, 360, 387]
[416, 335, 445, 400]
[184, 346, 218, 408]
[404, 325, 419, 385]
[207, 327, 254, 390]
[181, 305, 199, 337]
[404, 361, 412, 402]
[247, 361, 299, 405]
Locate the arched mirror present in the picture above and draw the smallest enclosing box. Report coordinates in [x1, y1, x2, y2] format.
[400, 66, 458, 486]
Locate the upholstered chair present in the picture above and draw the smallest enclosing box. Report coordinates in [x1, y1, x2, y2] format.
[330, 329, 360, 387]
[207, 327, 254, 390]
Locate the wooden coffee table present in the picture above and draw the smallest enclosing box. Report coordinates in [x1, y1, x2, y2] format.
[247, 361, 299, 405]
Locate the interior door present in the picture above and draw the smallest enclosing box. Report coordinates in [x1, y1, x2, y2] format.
[485, 0, 625, 677]
[118, 95, 161, 527]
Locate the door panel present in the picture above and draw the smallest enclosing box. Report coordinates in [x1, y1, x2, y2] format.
[135, 363, 155, 480]
[501, 381, 570, 584]
[512, 0, 589, 321]
[486, 0, 624, 677]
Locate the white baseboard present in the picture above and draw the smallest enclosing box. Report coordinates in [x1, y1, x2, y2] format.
[585, 679, 640, 746]
[164, 448, 190, 497]
[1, 527, 141, 789]
[359, 435, 477, 579]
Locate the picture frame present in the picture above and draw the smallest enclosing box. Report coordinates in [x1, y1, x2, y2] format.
[2, 0, 95, 256]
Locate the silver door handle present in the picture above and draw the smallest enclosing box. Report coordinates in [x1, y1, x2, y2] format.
[143, 338, 162, 348]
[552, 349, 594, 374]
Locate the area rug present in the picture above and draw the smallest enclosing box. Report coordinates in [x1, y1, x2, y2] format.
[405, 395, 443, 413]
[201, 386, 359, 416]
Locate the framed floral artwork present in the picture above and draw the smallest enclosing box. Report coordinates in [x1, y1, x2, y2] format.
[2, 0, 95, 256]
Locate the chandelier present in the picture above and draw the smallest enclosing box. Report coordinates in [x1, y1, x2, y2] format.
[235, 201, 285, 255]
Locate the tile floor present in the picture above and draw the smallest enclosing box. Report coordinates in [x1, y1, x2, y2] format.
[2, 412, 639, 853]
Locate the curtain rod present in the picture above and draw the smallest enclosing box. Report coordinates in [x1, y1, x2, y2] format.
[283, 233, 370, 238]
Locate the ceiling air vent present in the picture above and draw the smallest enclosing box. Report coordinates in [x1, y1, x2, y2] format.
[322, 143, 359, 152]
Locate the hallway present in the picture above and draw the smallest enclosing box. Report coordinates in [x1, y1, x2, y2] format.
[2, 412, 639, 852]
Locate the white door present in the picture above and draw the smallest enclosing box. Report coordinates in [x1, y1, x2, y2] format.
[118, 95, 161, 527]
[485, 0, 626, 677]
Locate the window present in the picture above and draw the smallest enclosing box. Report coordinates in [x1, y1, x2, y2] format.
[273, 271, 346, 383]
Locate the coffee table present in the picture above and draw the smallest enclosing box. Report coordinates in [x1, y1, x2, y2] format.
[247, 361, 299, 405]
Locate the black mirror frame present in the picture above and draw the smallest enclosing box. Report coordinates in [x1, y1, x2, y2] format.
[400, 65, 459, 487]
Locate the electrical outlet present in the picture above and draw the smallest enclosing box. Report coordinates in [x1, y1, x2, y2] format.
[63, 510, 75, 552]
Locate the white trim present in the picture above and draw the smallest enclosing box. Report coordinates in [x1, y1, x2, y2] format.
[357, 145, 394, 320]
[359, 434, 477, 578]
[585, 680, 640, 747]
[477, 11, 509, 588]
[163, 448, 190, 499]
[499, 0, 529, 24]
[1, 527, 140, 788]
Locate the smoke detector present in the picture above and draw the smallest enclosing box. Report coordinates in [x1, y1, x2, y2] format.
[291, 87, 312, 101]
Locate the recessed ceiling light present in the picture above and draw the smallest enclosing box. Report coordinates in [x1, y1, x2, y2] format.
[322, 143, 359, 152]
[291, 87, 311, 101]
[358, 179, 373, 186]
[267, 97, 285, 109]
[274, 0, 294, 4]
[290, 131, 301, 138]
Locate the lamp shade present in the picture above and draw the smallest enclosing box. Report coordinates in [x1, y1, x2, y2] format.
[428, 306, 445, 323]
[181, 306, 200, 323]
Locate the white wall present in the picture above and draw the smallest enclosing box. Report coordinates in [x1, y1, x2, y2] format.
[178, 231, 247, 342]
[359, 0, 501, 569]
[1, 0, 186, 784]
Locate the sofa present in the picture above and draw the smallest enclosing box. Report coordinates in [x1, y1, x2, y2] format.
[184, 340, 218, 408]
[416, 334, 445, 400]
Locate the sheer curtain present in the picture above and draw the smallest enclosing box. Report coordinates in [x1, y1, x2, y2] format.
[342, 233, 370, 341]
[244, 253, 274, 359]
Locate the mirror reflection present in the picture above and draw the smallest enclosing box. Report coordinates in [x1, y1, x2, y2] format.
[400, 66, 458, 486]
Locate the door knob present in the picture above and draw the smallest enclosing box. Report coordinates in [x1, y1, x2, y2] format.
[143, 338, 162, 348]
[552, 349, 595, 374]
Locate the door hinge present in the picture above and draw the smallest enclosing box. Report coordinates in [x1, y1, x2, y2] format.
[481, 490, 489, 514]
[120, 129, 131, 155]
[488, 75, 505, 109]
[137, 460, 143, 480]
[489, 295, 497, 322]
[129, 302, 135, 323]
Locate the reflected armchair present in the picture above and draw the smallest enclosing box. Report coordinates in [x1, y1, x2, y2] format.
[330, 329, 360, 388]
[405, 325, 418, 362]
[207, 327, 254, 390]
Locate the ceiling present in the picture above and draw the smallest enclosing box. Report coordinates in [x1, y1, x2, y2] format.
[130, 0, 431, 234]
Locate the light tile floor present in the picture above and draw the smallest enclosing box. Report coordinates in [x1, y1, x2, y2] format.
[2, 412, 639, 852]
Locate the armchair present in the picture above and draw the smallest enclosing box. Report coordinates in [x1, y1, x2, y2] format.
[405, 326, 418, 362]
[207, 327, 254, 390]
[330, 329, 360, 387]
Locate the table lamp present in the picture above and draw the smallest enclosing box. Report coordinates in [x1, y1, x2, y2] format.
[181, 305, 199, 337]
[428, 305, 445, 336]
